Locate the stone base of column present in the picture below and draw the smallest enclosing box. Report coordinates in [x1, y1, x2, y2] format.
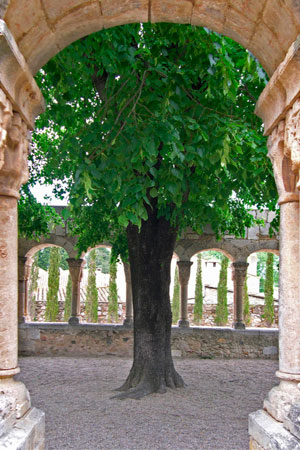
[178, 319, 189, 328]
[249, 409, 300, 449]
[233, 321, 245, 330]
[123, 318, 133, 327]
[68, 316, 81, 325]
[263, 379, 300, 423]
[0, 406, 45, 449]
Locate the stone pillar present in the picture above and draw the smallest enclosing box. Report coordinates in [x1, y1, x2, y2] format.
[0, 19, 45, 448]
[123, 262, 133, 326]
[67, 258, 84, 324]
[177, 260, 193, 328]
[232, 261, 248, 330]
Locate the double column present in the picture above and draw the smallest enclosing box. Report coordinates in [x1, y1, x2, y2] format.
[67, 258, 84, 324]
[262, 116, 300, 424]
[18, 256, 32, 323]
[177, 260, 193, 327]
[232, 261, 248, 329]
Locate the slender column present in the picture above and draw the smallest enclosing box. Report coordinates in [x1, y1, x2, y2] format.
[0, 92, 32, 418]
[263, 118, 300, 423]
[24, 257, 33, 320]
[67, 258, 84, 324]
[232, 261, 248, 329]
[18, 256, 27, 323]
[123, 262, 133, 326]
[177, 260, 193, 328]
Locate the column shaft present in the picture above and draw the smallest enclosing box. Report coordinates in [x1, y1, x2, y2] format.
[232, 262, 248, 330]
[67, 258, 84, 324]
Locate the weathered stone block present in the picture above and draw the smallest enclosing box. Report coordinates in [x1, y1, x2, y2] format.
[191, 0, 225, 33]
[0, 407, 45, 450]
[43, 0, 88, 22]
[0, 395, 16, 439]
[263, 346, 278, 356]
[249, 409, 300, 449]
[223, 7, 255, 49]
[6, 0, 45, 40]
[228, 0, 264, 22]
[102, 0, 148, 28]
[262, 1, 297, 51]
[54, 3, 103, 52]
[284, 403, 300, 441]
[151, 0, 193, 24]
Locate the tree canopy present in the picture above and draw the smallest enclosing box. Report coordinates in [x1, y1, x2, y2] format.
[30, 23, 278, 254]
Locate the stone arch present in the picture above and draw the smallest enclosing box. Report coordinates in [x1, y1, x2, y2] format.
[4, 0, 300, 76]
[80, 243, 112, 259]
[191, 247, 234, 262]
[25, 242, 66, 260]
[18, 234, 78, 259]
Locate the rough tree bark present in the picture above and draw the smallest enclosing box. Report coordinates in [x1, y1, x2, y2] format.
[114, 204, 184, 399]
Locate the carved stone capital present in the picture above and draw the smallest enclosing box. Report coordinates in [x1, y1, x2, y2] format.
[267, 120, 299, 204]
[0, 92, 29, 198]
[67, 258, 84, 282]
[177, 260, 193, 285]
[232, 262, 248, 285]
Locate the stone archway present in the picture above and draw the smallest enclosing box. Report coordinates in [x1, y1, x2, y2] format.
[3, 0, 300, 76]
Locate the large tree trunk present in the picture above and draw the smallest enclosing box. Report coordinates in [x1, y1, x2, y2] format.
[114, 206, 184, 399]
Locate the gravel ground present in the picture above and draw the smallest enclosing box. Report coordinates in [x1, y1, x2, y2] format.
[17, 357, 278, 450]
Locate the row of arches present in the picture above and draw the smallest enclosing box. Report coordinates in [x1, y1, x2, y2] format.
[18, 242, 279, 329]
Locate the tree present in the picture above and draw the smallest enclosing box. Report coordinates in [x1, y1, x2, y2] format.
[28, 254, 39, 320]
[108, 258, 119, 322]
[64, 274, 72, 321]
[215, 256, 229, 326]
[264, 253, 274, 325]
[45, 247, 61, 321]
[38, 247, 68, 271]
[85, 249, 98, 322]
[194, 253, 203, 325]
[31, 23, 278, 397]
[172, 266, 180, 324]
[86, 247, 111, 273]
[243, 277, 250, 326]
[257, 252, 279, 292]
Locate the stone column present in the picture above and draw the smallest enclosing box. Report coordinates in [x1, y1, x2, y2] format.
[262, 117, 300, 424]
[67, 258, 84, 324]
[177, 260, 193, 327]
[232, 261, 248, 329]
[123, 262, 133, 326]
[0, 19, 45, 448]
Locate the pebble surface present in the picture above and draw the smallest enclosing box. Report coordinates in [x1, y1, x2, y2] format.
[17, 357, 278, 450]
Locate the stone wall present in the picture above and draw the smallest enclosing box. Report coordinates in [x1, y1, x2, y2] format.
[19, 324, 279, 359]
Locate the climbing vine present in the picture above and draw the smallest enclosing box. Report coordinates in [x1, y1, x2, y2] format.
[85, 249, 98, 322]
[108, 258, 119, 323]
[215, 256, 229, 326]
[28, 254, 39, 320]
[243, 276, 250, 326]
[45, 247, 61, 321]
[194, 253, 203, 325]
[264, 253, 274, 325]
[64, 274, 72, 321]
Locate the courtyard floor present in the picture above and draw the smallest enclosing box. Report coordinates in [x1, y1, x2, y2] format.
[17, 357, 278, 450]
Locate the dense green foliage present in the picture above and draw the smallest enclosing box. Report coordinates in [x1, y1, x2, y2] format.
[86, 247, 111, 273]
[31, 23, 278, 257]
[108, 258, 119, 322]
[64, 274, 72, 321]
[38, 247, 69, 271]
[243, 277, 250, 326]
[257, 252, 279, 292]
[172, 266, 180, 324]
[194, 253, 203, 324]
[85, 249, 98, 322]
[264, 253, 274, 325]
[18, 185, 62, 240]
[45, 247, 61, 321]
[215, 256, 229, 326]
[28, 254, 39, 320]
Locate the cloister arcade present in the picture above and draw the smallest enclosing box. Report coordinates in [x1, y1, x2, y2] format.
[1, 0, 300, 448]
